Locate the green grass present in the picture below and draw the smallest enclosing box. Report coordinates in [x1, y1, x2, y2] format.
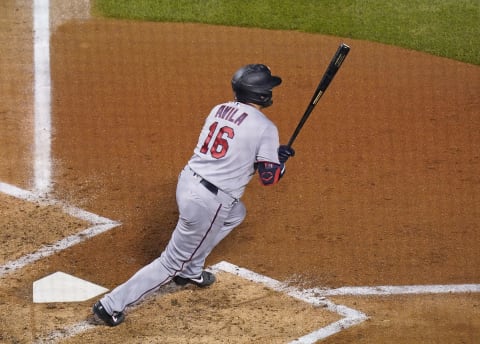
[92, 0, 480, 65]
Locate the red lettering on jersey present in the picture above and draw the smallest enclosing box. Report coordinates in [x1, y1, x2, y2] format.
[215, 105, 224, 119]
[215, 105, 236, 120]
[225, 108, 236, 121]
[214, 105, 247, 126]
[234, 112, 248, 125]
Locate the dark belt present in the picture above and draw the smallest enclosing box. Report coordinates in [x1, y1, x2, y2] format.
[200, 178, 218, 195]
[191, 169, 218, 195]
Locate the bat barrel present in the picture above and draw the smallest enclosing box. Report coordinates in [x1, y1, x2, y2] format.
[287, 43, 350, 148]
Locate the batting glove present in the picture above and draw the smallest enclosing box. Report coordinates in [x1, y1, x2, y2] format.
[278, 145, 295, 163]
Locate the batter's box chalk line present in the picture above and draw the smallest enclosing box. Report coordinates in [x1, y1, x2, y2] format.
[0, 182, 121, 278]
[212, 261, 368, 343]
[34, 261, 367, 344]
[212, 263, 480, 343]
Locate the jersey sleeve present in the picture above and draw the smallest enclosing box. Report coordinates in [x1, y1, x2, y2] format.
[256, 123, 280, 164]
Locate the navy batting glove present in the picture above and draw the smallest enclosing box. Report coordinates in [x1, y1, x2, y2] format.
[278, 145, 295, 163]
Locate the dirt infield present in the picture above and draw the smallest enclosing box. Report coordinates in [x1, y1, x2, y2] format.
[1, 1, 479, 343]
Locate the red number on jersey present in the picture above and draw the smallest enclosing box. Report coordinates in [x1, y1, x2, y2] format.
[200, 121, 234, 159]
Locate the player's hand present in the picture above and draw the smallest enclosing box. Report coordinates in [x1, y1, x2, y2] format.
[278, 145, 295, 163]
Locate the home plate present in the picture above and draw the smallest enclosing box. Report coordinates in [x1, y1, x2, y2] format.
[33, 272, 109, 303]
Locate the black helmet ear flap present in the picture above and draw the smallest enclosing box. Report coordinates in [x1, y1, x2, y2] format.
[231, 64, 282, 107]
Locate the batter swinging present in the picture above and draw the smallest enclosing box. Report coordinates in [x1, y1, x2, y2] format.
[92, 64, 295, 326]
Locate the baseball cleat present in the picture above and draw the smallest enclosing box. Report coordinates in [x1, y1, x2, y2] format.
[173, 270, 216, 288]
[92, 301, 125, 326]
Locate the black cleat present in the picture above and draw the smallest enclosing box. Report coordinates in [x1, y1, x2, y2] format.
[173, 270, 216, 288]
[92, 301, 125, 327]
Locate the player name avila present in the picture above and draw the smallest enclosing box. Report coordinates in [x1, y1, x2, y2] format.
[214, 105, 248, 126]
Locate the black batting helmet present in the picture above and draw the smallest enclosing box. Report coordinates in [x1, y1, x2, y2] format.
[231, 64, 282, 107]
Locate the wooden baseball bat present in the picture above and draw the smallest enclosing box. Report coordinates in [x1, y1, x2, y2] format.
[287, 43, 350, 147]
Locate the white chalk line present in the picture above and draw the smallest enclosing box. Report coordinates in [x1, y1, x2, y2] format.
[33, 0, 52, 195]
[34, 321, 94, 344]
[211, 262, 480, 343]
[36, 261, 480, 343]
[2, 4, 121, 341]
[0, 0, 121, 278]
[315, 283, 480, 296]
[0, 182, 121, 278]
[0, 182, 116, 224]
[36, 261, 366, 343]
[213, 261, 368, 343]
[0, 222, 119, 277]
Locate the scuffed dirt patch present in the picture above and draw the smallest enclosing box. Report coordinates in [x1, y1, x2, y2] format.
[63, 272, 341, 343]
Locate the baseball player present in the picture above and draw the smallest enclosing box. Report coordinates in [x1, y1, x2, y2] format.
[92, 64, 295, 326]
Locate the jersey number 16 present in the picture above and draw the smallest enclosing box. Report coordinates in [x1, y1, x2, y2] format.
[200, 121, 234, 159]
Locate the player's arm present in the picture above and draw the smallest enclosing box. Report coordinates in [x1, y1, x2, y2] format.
[256, 145, 295, 186]
[257, 161, 284, 186]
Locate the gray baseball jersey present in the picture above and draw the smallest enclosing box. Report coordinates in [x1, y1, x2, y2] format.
[99, 101, 281, 316]
[189, 101, 280, 199]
